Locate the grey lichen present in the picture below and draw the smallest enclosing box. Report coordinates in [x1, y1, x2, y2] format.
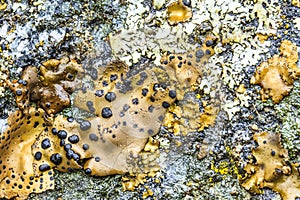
[275, 81, 300, 162]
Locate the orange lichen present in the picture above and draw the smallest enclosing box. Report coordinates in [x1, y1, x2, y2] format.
[292, 0, 300, 7]
[167, 0, 192, 25]
[240, 132, 300, 199]
[256, 33, 269, 44]
[159, 36, 218, 136]
[0, 2, 7, 10]
[250, 40, 300, 103]
[122, 138, 161, 191]
[7, 57, 83, 115]
[1, 36, 217, 198]
[236, 84, 246, 94]
[163, 100, 218, 136]
[160, 35, 216, 100]
[0, 108, 54, 200]
[198, 105, 218, 131]
[162, 101, 198, 136]
[73, 61, 175, 175]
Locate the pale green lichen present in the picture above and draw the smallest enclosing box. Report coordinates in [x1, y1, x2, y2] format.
[275, 81, 300, 162]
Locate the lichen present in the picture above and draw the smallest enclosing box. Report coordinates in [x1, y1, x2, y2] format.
[160, 35, 216, 100]
[167, 0, 192, 25]
[7, 57, 83, 115]
[292, 0, 300, 7]
[122, 138, 161, 191]
[250, 40, 300, 103]
[0, 35, 217, 198]
[274, 81, 300, 162]
[240, 132, 300, 199]
[0, 108, 54, 200]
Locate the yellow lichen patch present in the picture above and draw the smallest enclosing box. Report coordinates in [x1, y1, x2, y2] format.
[7, 57, 83, 115]
[167, 0, 192, 25]
[0, 1, 7, 10]
[240, 132, 300, 199]
[160, 36, 216, 100]
[31, 115, 84, 174]
[256, 33, 269, 44]
[142, 188, 154, 199]
[292, 0, 300, 7]
[198, 105, 218, 131]
[210, 146, 243, 180]
[73, 61, 175, 176]
[163, 99, 218, 136]
[122, 139, 161, 191]
[211, 161, 229, 175]
[250, 40, 299, 103]
[1, 35, 217, 197]
[0, 108, 54, 200]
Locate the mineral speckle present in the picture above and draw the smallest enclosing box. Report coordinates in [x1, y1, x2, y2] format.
[1, 0, 300, 199]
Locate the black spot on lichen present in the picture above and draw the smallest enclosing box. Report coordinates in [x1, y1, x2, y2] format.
[80, 120, 91, 131]
[89, 134, 99, 141]
[68, 135, 79, 144]
[57, 130, 67, 139]
[41, 138, 51, 149]
[101, 107, 113, 118]
[39, 164, 50, 172]
[50, 153, 62, 165]
[105, 92, 116, 102]
[34, 152, 42, 161]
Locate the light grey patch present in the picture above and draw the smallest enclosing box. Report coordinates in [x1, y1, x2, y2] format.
[119, 111, 125, 117]
[123, 104, 130, 112]
[140, 71, 148, 81]
[158, 115, 164, 121]
[136, 80, 144, 85]
[111, 124, 118, 129]
[148, 105, 154, 113]
[89, 133, 99, 141]
[195, 49, 204, 58]
[115, 82, 122, 89]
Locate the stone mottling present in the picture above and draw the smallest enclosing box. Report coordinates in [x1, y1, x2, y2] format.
[0, 0, 300, 200]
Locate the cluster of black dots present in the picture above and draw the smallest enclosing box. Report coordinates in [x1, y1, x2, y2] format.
[33, 126, 82, 173]
[161, 38, 215, 72]
[1, 170, 54, 193]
